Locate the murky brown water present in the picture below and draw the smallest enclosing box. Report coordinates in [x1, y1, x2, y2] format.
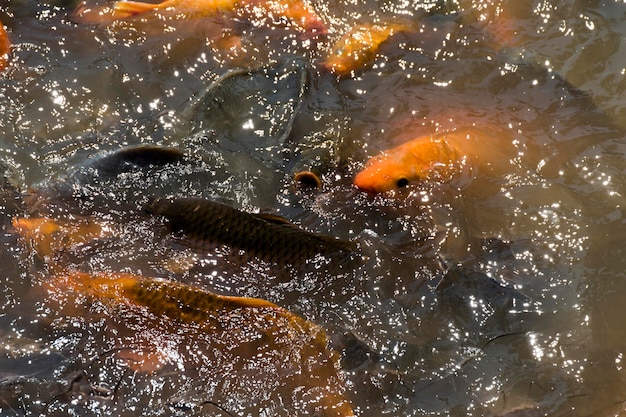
[0, 0, 624, 416]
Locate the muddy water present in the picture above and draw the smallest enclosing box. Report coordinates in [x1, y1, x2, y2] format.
[0, 0, 624, 416]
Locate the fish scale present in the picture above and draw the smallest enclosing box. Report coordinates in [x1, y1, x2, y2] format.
[127, 278, 277, 325]
[148, 196, 357, 268]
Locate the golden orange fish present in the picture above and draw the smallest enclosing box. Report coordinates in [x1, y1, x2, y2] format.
[14, 213, 355, 415]
[12, 216, 111, 259]
[45, 271, 356, 416]
[354, 132, 458, 194]
[73, 0, 238, 24]
[353, 126, 516, 194]
[247, 0, 326, 33]
[0, 22, 10, 71]
[322, 23, 410, 77]
[73, 0, 326, 33]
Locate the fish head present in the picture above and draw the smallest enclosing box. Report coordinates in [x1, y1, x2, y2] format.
[353, 151, 414, 194]
[354, 135, 458, 194]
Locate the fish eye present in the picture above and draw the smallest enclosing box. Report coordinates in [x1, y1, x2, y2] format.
[396, 177, 409, 188]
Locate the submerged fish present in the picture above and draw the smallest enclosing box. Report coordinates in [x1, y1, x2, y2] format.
[46, 271, 356, 416]
[12, 217, 111, 259]
[50, 271, 278, 319]
[322, 23, 410, 77]
[73, 0, 238, 23]
[74, 0, 325, 33]
[181, 57, 308, 146]
[148, 196, 357, 267]
[243, 0, 326, 33]
[0, 21, 9, 71]
[71, 144, 185, 180]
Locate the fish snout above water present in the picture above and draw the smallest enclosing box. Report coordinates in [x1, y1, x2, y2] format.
[353, 134, 458, 194]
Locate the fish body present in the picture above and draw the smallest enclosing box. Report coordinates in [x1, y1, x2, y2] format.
[47, 271, 356, 417]
[112, 0, 237, 18]
[0, 22, 9, 71]
[148, 196, 356, 266]
[52, 271, 278, 322]
[245, 0, 326, 33]
[74, 144, 185, 180]
[73, 0, 325, 33]
[73, 0, 238, 23]
[12, 217, 110, 259]
[353, 132, 458, 194]
[322, 23, 410, 77]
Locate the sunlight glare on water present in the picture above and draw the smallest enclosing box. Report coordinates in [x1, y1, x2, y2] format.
[0, 0, 624, 416]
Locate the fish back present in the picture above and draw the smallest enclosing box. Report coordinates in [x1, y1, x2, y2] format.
[148, 197, 356, 266]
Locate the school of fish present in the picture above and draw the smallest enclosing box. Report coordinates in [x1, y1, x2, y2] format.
[0, 1, 549, 416]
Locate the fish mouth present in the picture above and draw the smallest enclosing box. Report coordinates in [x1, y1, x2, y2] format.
[352, 171, 381, 194]
[353, 182, 377, 194]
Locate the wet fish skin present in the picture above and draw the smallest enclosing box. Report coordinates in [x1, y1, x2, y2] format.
[47, 271, 357, 417]
[129, 276, 278, 323]
[147, 196, 357, 266]
[0, 21, 9, 71]
[353, 132, 458, 194]
[322, 22, 411, 77]
[73, 0, 326, 33]
[75, 144, 185, 179]
[353, 124, 524, 194]
[73, 0, 239, 24]
[52, 271, 278, 322]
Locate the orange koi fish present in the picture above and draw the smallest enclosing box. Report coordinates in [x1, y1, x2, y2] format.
[457, 0, 522, 50]
[73, 0, 239, 24]
[49, 271, 278, 317]
[46, 271, 356, 416]
[245, 0, 326, 33]
[73, 0, 326, 33]
[0, 22, 9, 71]
[12, 217, 111, 259]
[322, 23, 410, 77]
[354, 133, 458, 194]
[353, 126, 515, 194]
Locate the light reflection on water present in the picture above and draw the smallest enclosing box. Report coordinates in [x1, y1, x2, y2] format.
[0, 0, 624, 416]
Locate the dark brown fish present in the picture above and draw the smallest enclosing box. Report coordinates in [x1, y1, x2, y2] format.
[147, 196, 357, 267]
[77, 144, 185, 179]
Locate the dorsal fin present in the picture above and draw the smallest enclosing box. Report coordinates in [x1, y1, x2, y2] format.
[218, 294, 279, 309]
[112, 0, 164, 16]
[254, 213, 293, 226]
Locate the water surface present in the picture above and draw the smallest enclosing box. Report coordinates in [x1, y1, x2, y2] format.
[0, 0, 624, 416]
